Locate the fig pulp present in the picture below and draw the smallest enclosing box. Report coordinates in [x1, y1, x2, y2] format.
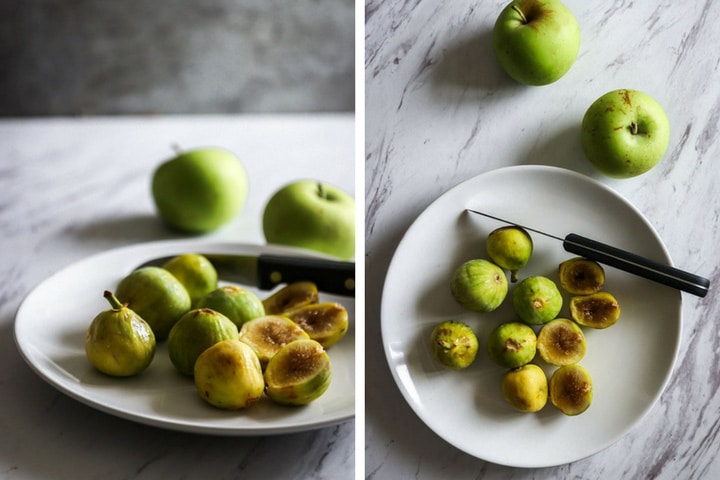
[502, 364, 548, 413]
[283, 302, 349, 348]
[85, 291, 156, 377]
[162, 253, 218, 307]
[487, 322, 537, 368]
[570, 292, 620, 329]
[451, 259, 508, 312]
[264, 339, 332, 406]
[558, 257, 605, 295]
[198, 285, 265, 328]
[512, 276, 563, 325]
[237, 315, 310, 368]
[194, 339, 265, 409]
[430, 321, 479, 370]
[116, 266, 191, 340]
[486, 226, 533, 283]
[167, 308, 239, 376]
[262, 281, 319, 315]
[549, 364, 593, 415]
[537, 318, 586, 366]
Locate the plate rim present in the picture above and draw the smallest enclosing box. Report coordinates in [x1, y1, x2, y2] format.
[14, 239, 355, 436]
[380, 164, 682, 467]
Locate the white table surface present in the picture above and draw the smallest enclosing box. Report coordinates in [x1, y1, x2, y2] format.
[365, 1, 720, 478]
[0, 114, 355, 479]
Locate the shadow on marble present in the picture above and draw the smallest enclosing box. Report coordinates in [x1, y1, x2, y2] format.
[518, 121, 600, 179]
[66, 213, 192, 247]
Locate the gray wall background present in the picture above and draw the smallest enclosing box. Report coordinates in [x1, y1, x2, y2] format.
[0, 0, 355, 116]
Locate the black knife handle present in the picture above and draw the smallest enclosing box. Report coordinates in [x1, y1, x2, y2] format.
[256, 254, 355, 297]
[563, 233, 709, 297]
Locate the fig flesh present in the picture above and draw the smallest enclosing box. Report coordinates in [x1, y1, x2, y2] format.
[451, 259, 508, 312]
[570, 292, 620, 329]
[502, 364, 548, 413]
[167, 308, 239, 376]
[429, 321, 479, 370]
[549, 364, 593, 415]
[162, 253, 218, 307]
[486, 226, 533, 283]
[487, 322, 537, 368]
[512, 276, 563, 325]
[558, 257, 605, 295]
[85, 291, 156, 377]
[197, 285, 265, 328]
[283, 302, 349, 348]
[264, 339, 332, 406]
[237, 315, 310, 368]
[537, 318, 586, 366]
[194, 339, 265, 409]
[262, 281, 319, 315]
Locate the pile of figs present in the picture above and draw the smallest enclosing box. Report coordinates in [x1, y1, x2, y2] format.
[431, 226, 621, 416]
[84, 253, 350, 410]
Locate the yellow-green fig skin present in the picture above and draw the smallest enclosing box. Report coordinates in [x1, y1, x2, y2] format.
[115, 266, 191, 341]
[502, 364, 548, 413]
[512, 276, 563, 325]
[194, 339, 265, 410]
[486, 226, 533, 282]
[162, 253, 218, 308]
[167, 308, 239, 376]
[487, 321, 537, 368]
[430, 321, 479, 370]
[152, 148, 248, 233]
[451, 259, 508, 312]
[85, 291, 156, 377]
[197, 285, 266, 328]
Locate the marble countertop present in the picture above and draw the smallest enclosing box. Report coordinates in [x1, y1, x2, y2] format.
[365, 1, 720, 478]
[0, 114, 355, 479]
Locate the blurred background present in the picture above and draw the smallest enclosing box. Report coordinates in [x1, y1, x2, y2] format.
[0, 0, 355, 116]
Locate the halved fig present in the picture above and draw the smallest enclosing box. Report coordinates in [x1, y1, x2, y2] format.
[558, 257, 605, 295]
[262, 281, 319, 315]
[537, 318, 586, 366]
[283, 302, 349, 348]
[264, 339, 332, 405]
[237, 315, 309, 368]
[549, 364, 593, 415]
[569, 292, 620, 329]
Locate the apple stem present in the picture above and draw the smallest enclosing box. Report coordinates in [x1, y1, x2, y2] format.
[171, 143, 183, 155]
[317, 182, 326, 199]
[629, 122, 639, 135]
[511, 5, 528, 23]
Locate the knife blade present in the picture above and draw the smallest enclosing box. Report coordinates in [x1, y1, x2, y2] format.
[136, 253, 355, 297]
[466, 208, 710, 298]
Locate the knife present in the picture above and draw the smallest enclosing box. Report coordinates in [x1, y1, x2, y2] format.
[466, 209, 710, 298]
[136, 253, 355, 297]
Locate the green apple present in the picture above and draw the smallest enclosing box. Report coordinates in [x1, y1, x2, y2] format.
[151, 147, 248, 233]
[581, 89, 670, 178]
[262, 180, 355, 260]
[493, 0, 580, 86]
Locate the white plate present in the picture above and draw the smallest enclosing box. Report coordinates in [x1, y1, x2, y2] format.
[14, 240, 354, 435]
[381, 165, 681, 467]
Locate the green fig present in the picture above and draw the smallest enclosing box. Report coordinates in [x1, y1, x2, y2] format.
[197, 285, 265, 328]
[486, 226, 533, 282]
[85, 291, 156, 377]
[512, 276, 563, 325]
[430, 320, 479, 370]
[162, 253, 218, 307]
[283, 302, 349, 348]
[537, 318, 586, 366]
[262, 281, 319, 315]
[264, 339, 332, 406]
[549, 364, 593, 416]
[451, 259, 508, 312]
[487, 322, 537, 368]
[570, 292, 621, 329]
[115, 266, 191, 340]
[502, 364, 548, 413]
[194, 339, 265, 409]
[152, 147, 248, 233]
[167, 308, 239, 376]
[558, 257, 605, 295]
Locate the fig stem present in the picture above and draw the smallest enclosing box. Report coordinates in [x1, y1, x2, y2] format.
[104, 290, 125, 310]
[511, 5, 528, 23]
[511, 270, 519, 283]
